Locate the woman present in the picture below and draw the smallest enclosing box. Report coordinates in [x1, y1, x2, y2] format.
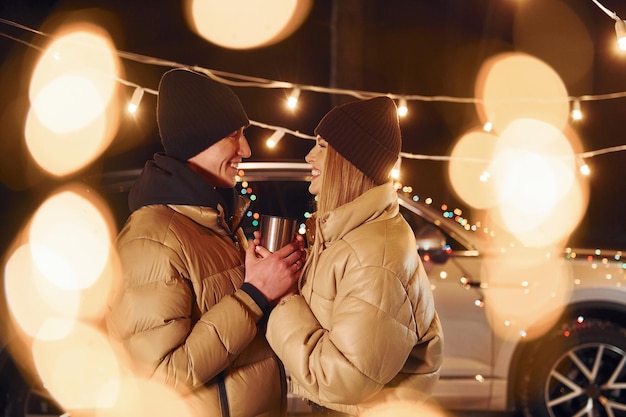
[261, 96, 444, 416]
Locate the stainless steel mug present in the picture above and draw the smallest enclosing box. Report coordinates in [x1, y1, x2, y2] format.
[259, 215, 298, 252]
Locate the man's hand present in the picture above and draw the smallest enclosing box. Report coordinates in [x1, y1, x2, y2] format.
[244, 233, 305, 304]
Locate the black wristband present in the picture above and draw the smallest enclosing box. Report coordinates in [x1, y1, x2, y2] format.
[241, 282, 271, 316]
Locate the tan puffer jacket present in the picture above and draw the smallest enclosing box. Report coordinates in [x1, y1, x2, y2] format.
[106, 200, 286, 417]
[266, 182, 443, 416]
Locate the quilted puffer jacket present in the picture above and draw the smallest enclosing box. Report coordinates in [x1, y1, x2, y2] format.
[106, 154, 286, 417]
[266, 182, 443, 416]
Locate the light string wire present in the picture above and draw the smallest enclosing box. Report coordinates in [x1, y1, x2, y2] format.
[5, 16, 626, 104]
[1, 16, 626, 161]
[590, 0, 621, 20]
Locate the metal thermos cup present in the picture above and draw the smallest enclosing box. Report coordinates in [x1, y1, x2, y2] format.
[259, 215, 297, 252]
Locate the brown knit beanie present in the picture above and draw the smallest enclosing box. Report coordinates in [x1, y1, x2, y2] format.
[314, 96, 401, 184]
[157, 68, 249, 161]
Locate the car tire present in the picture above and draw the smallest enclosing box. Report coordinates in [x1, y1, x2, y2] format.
[520, 318, 626, 417]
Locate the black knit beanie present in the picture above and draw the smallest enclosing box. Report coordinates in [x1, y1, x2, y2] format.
[157, 68, 249, 161]
[314, 96, 401, 184]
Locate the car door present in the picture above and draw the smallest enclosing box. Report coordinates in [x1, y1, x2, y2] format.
[399, 203, 495, 410]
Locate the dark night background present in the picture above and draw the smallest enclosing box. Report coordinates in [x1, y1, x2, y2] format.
[1, 0, 626, 255]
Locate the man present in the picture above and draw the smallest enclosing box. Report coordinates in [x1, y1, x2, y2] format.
[106, 68, 304, 417]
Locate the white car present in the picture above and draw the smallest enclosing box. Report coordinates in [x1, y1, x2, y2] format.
[1, 161, 624, 417]
[235, 162, 626, 417]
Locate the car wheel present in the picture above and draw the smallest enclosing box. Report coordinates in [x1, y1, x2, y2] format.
[521, 319, 626, 417]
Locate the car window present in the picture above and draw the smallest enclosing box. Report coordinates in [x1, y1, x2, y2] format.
[399, 205, 467, 252]
[237, 180, 314, 239]
[237, 178, 468, 254]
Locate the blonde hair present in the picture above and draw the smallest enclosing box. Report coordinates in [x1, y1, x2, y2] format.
[317, 145, 377, 215]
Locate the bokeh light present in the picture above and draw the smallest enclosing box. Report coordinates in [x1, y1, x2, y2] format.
[4, 244, 80, 340]
[26, 25, 121, 176]
[28, 187, 113, 291]
[185, 0, 312, 49]
[513, 0, 594, 89]
[475, 52, 570, 134]
[101, 375, 197, 417]
[29, 28, 118, 107]
[32, 321, 121, 410]
[3, 182, 118, 340]
[360, 400, 446, 417]
[24, 109, 110, 177]
[448, 128, 499, 209]
[488, 118, 586, 248]
[482, 247, 573, 341]
[31, 75, 105, 133]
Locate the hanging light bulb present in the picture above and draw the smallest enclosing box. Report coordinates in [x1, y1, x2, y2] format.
[590, 0, 626, 50]
[615, 19, 626, 50]
[390, 156, 402, 180]
[266, 128, 285, 148]
[287, 87, 300, 109]
[483, 120, 493, 133]
[577, 156, 590, 176]
[397, 98, 408, 117]
[127, 87, 144, 114]
[571, 99, 582, 121]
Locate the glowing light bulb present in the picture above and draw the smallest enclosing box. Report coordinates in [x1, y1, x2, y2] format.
[287, 87, 300, 109]
[390, 157, 401, 179]
[127, 87, 144, 114]
[266, 129, 285, 148]
[577, 156, 590, 176]
[615, 19, 626, 51]
[397, 98, 408, 117]
[571, 99, 582, 121]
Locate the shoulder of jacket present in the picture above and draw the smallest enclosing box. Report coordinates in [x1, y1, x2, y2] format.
[340, 217, 416, 265]
[118, 205, 187, 246]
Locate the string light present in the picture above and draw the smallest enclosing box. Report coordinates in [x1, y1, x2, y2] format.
[571, 99, 583, 121]
[391, 157, 402, 180]
[248, 120, 314, 141]
[483, 120, 493, 132]
[5, 17, 626, 107]
[590, 0, 626, 50]
[577, 156, 591, 176]
[287, 87, 300, 109]
[615, 19, 626, 50]
[265, 128, 286, 148]
[0, 17, 625, 166]
[397, 98, 408, 117]
[127, 87, 144, 114]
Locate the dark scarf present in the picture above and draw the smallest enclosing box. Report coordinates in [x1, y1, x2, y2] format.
[128, 152, 237, 224]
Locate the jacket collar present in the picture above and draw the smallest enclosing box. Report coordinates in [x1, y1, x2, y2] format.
[129, 153, 236, 215]
[129, 153, 250, 233]
[169, 195, 251, 234]
[315, 181, 399, 247]
[299, 181, 398, 291]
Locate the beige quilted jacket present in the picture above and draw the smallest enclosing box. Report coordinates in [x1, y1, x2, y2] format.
[106, 201, 286, 417]
[266, 182, 443, 416]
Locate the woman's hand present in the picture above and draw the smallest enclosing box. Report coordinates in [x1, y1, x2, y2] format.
[244, 232, 305, 304]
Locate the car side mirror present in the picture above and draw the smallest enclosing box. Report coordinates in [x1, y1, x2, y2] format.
[415, 225, 448, 264]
